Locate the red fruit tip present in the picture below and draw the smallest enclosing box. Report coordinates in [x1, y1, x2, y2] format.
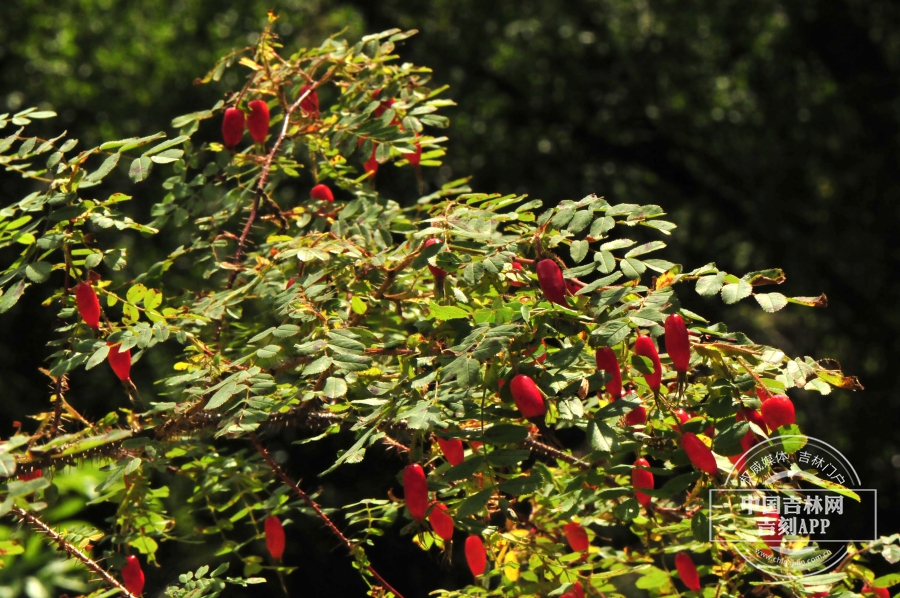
[310, 183, 334, 202]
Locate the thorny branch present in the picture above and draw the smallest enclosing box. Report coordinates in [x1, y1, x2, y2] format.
[11, 506, 138, 598]
[252, 435, 407, 598]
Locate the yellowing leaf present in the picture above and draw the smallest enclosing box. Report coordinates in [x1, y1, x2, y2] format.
[503, 551, 520, 582]
[238, 57, 263, 71]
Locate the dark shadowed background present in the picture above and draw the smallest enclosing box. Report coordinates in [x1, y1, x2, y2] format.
[0, 0, 898, 595]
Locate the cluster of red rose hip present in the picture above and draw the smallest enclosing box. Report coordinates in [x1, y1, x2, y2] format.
[220, 86, 421, 172]
[406, 242, 806, 590]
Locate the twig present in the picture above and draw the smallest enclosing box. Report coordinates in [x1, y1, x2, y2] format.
[216, 77, 333, 344]
[251, 435, 406, 598]
[523, 435, 591, 469]
[348, 249, 422, 327]
[10, 506, 138, 598]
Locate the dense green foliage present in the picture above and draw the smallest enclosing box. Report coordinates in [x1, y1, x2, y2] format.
[2, 2, 900, 536]
[2, 2, 900, 597]
[0, 17, 898, 598]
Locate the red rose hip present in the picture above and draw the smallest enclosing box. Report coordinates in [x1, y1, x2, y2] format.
[664, 313, 691, 373]
[221, 107, 245, 149]
[510, 261, 527, 287]
[632, 457, 654, 507]
[509, 374, 546, 420]
[436, 437, 464, 466]
[247, 100, 270, 143]
[595, 347, 622, 400]
[681, 432, 718, 475]
[633, 335, 662, 392]
[862, 585, 890, 598]
[429, 503, 454, 541]
[673, 409, 691, 425]
[265, 515, 285, 560]
[465, 535, 487, 577]
[298, 85, 319, 116]
[423, 238, 447, 280]
[536, 259, 568, 306]
[625, 403, 648, 426]
[737, 407, 768, 435]
[310, 183, 334, 202]
[761, 394, 795, 431]
[75, 281, 101, 329]
[674, 552, 701, 591]
[363, 143, 378, 175]
[563, 521, 589, 552]
[121, 555, 145, 596]
[107, 342, 132, 382]
[403, 463, 429, 521]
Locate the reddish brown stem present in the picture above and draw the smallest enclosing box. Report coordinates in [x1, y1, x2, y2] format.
[251, 435, 406, 598]
[11, 506, 138, 598]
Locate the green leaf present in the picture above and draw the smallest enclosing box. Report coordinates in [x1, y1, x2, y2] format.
[322, 377, 348, 399]
[620, 258, 646, 279]
[696, 272, 725, 296]
[590, 216, 615, 237]
[86, 344, 110, 370]
[129, 155, 152, 182]
[873, 573, 900, 589]
[456, 488, 493, 518]
[498, 472, 542, 495]
[85, 251, 103, 269]
[87, 154, 122, 185]
[302, 356, 333, 376]
[634, 567, 669, 589]
[351, 296, 367, 314]
[150, 148, 183, 164]
[428, 302, 469, 320]
[0, 453, 15, 477]
[721, 280, 753, 304]
[483, 424, 529, 444]
[25, 262, 52, 283]
[550, 207, 575, 228]
[0, 280, 27, 313]
[443, 456, 485, 482]
[143, 135, 188, 156]
[570, 240, 589, 264]
[601, 238, 635, 251]
[545, 341, 585, 370]
[443, 354, 481, 386]
[595, 250, 616, 274]
[588, 420, 619, 452]
[625, 241, 666, 258]
[256, 345, 281, 359]
[594, 319, 631, 347]
[614, 498, 640, 522]
[575, 272, 622, 295]
[205, 381, 239, 410]
[143, 289, 163, 311]
[692, 509, 709, 542]
[0, 539, 24, 557]
[755, 292, 788, 313]
[566, 210, 593, 233]
[487, 449, 532, 466]
[126, 284, 147, 304]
